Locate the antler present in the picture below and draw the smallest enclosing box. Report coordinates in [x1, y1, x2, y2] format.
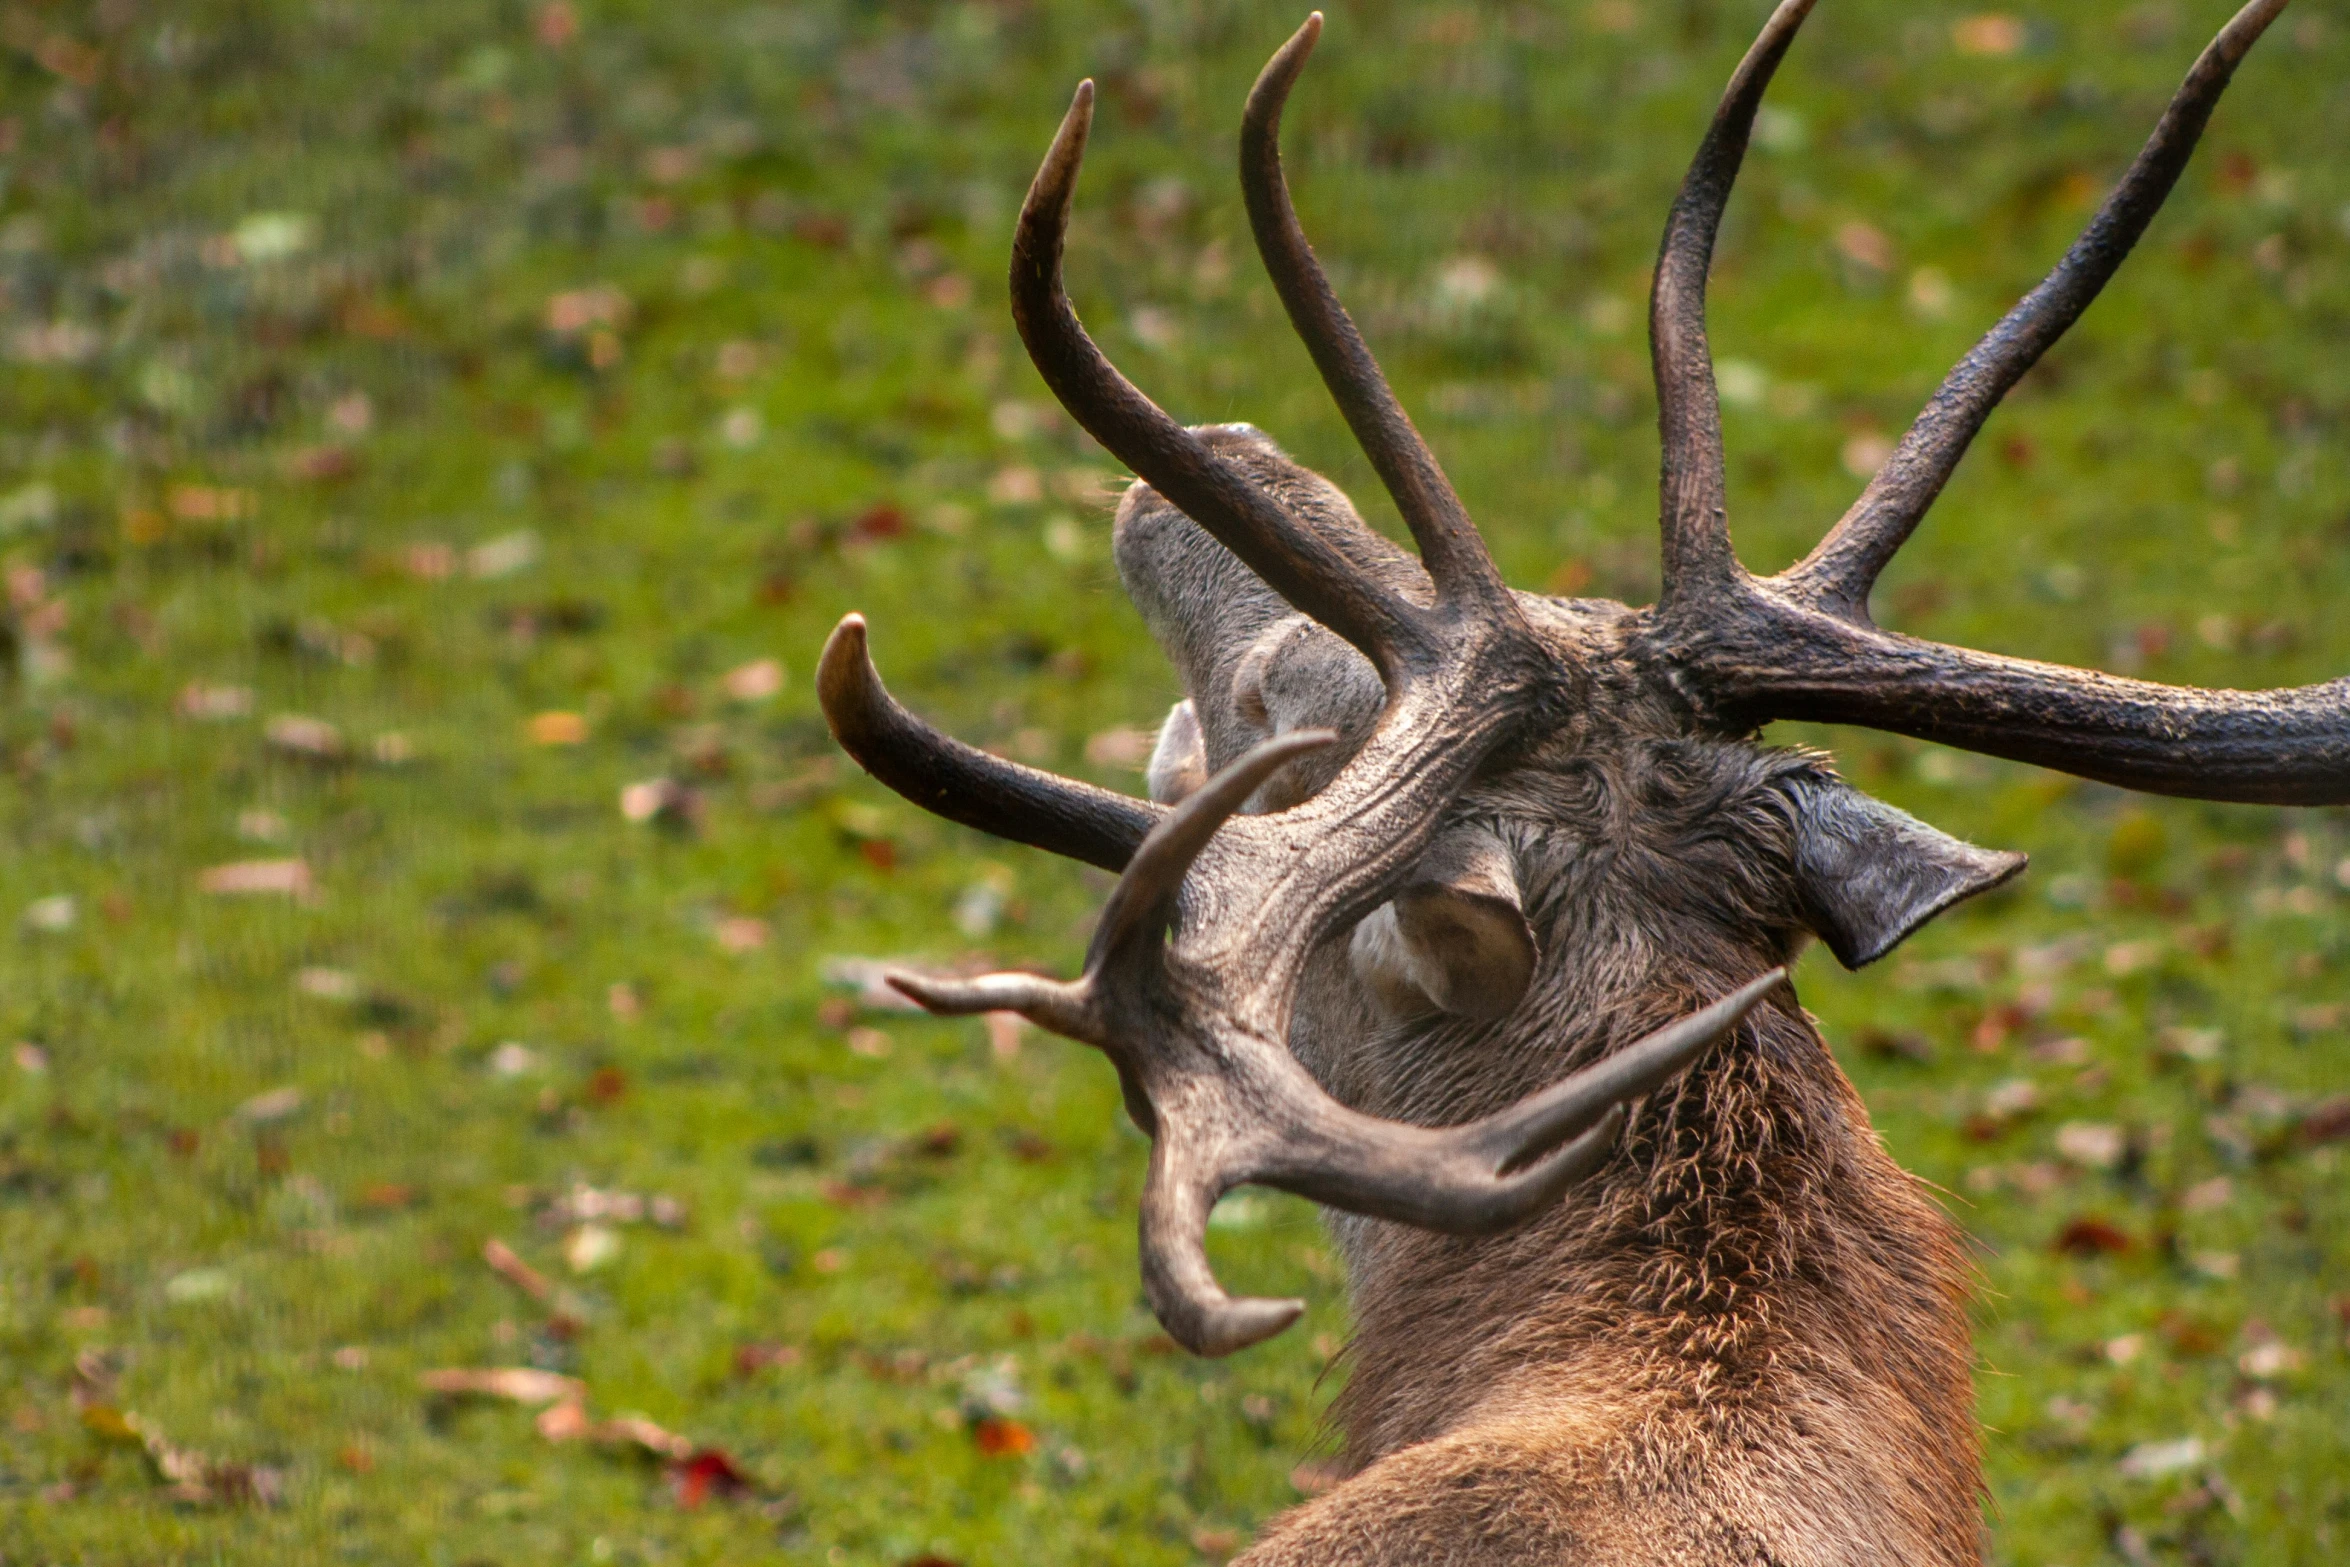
[819, 27, 1789, 1354]
[1639, 0, 2347, 806]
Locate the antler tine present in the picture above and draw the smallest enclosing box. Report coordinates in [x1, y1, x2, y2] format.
[1092, 729, 1337, 967]
[1133, 967, 1776, 1356]
[817, 614, 1161, 873]
[1652, 0, 1818, 606]
[885, 968, 1098, 1043]
[1460, 968, 1786, 1170]
[1240, 14, 1510, 613]
[1254, 971, 1781, 1226]
[1139, 1131, 1308, 1356]
[1652, 2, 2347, 807]
[1011, 82, 1431, 677]
[1783, 0, 2292, 620]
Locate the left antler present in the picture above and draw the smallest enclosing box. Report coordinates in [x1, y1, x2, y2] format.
[819, 21, 1785, 1355]
[1639, 0, 2349, 805]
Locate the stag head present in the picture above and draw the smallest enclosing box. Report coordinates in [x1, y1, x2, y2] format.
[819, 0, 2339, 1359]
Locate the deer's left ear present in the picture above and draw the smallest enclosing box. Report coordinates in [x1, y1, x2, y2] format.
[1779, 773, 2027, 969]
[1349, 824, 1538, 1021]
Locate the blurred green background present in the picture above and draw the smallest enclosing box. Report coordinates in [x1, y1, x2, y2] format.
[0, 0, 2345, 1561]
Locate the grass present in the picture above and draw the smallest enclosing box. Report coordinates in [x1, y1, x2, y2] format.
[0, 0, 2345, 1561]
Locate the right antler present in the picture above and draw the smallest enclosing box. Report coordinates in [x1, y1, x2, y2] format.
[1642, 0, 2349, 805]
[819, 22, 1784, 1355]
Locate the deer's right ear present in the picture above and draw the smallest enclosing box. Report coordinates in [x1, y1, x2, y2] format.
[1781, 773, 2027, 969]
[1146, 699, 1209, 805]
[1350, 825, 1538, 1022]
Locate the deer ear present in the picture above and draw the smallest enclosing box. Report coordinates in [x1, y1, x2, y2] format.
[1349, 826, 1538, 1021]
[1146, 699, 1209, 806]
[1782, 774, 2027, 969]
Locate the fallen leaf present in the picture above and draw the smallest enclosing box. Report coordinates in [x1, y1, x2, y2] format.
[1291, 1457, 1348, 1495]
[817, 956, 928, 1013]
[2052, 1216, 2133, 1257]
[296, 967, 359, 1001]
[483, 1238, 552, 1300]
[972, 1417, 1035, 1457]
[2116, 1435, 2205, 1480]
[733, 1342, 802, 1377]
[469, 531, 541, 579]
[1834, 220, 1894, 272]
[80, 1402, 139, 1442]
[668, 1446, 752, 1507]
[265, 714, 346, 761]
[2179, 1176, 2233, 1213]
[2054, 1122, 2126, 1170]
[420, 1367, 584, 1405]
[1951, 13, 2026, 56]
[1840, 431, 1893, 480]
[286, 445, 359, 483]
[721, 657, 785, 702]
[357, 1182, 420, 1210]
[527, 711, 588, 746]
[21, 895, 74, 932]
[237, 1086, 305, 1123]
[2239, 1341, 2305, 1380]
[715, 916, 768, 953]
[177, 683, 254, 720]
[985, 1011, 1025, 1061]
[851, 504, 905, 541]
[2299, 1095, 2350, 1145]
[1083, 726, 1155, 768]
[199, 859, 312, 896]
[489, 1042, 541, 1077]
[538, 1406, 692, 1458]
[564, 1222, 621, 1273]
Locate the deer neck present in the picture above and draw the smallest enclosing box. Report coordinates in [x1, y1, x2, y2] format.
[1293, 937, 1978, 1517]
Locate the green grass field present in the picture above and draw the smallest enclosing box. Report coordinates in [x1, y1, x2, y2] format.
[0, 1, 2346, 1561]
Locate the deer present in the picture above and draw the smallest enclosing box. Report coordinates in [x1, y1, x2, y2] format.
[815, 2, 2343, 1561]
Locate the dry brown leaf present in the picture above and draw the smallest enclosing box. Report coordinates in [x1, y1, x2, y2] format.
[418, 1367, 585, 1406]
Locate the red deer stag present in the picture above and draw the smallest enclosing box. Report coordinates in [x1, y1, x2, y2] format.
[818, 2, 2341, 1560]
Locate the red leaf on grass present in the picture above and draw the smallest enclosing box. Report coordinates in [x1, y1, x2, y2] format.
[972, 1418, 1034, 1457]
[2299, 1096, 2350, 1146]
[2052, 1216, 2133, 1257]
[667, 1447, 752, 1508]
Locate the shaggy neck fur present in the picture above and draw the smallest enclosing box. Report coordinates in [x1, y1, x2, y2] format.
[1268, 742, 1982, 1565]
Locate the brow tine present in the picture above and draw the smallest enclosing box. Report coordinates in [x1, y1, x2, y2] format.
[818, 615, 1161, 873]
[885, 969, 1097, 1042]
[1240, 13, 1507, 610]
[1011, 83, 1428, 674]
[1652, 0, 1819, 605]
[1784, 0, 2289, 618]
